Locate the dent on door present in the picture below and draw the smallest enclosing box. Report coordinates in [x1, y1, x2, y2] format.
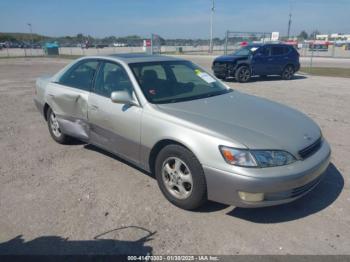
[48, 86, 90, 141]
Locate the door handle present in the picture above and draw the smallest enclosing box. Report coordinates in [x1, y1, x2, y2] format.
[48, 93, 55, 97]
[268, 58, 273, 61]
[90, 105, 99, 111]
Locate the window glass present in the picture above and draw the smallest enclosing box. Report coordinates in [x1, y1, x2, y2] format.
[129, 61, 231, 104]
[260, 46, 271, 56]
[284, 46, 291, 54]
[59, 60, 98, 91]
[94, 62, 134, 98]
[140, 65, 166, 80]
[271, 46, 285, 56]
[232, 46, 260, 56]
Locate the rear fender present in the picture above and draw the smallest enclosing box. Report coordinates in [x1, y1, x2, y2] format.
[45, 83, 90, 141]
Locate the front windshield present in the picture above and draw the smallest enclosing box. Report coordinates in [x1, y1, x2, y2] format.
[232, 46, 260, 56]
[129, 60, 232, 104]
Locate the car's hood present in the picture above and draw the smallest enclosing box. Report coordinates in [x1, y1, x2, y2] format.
[214, 55, 248, 63]
[156, 91, 321, 155]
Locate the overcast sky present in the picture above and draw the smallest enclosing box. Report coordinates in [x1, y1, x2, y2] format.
[0, 0, 349, 38]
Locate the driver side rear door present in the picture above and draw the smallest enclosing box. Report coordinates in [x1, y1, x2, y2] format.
[47, 59, 99, 141]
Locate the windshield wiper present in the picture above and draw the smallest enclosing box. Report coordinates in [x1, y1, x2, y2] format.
[155, 89, 232, 104]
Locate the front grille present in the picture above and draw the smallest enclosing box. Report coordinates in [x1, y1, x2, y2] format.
[298, 137, 322, 159]
[213, 62, 227, 71]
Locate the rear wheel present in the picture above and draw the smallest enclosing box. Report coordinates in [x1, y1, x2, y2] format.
[155, 144, 207, 210]
[235, 66, 251, 83]
[281, 65, 295, 80]
[47, 108, 70, 144]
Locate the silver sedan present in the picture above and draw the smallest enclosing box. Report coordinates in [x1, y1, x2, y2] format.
[34, 54, 331, 210]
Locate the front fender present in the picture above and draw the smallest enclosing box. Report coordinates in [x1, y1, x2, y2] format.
[139, 110, 240, 173]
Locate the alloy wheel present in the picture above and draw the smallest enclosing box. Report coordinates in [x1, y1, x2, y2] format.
[161, 157, 193, 200]
[239, 67, 250, 82]
[283, 66, 294, 80]
[49, 112, 62, 138]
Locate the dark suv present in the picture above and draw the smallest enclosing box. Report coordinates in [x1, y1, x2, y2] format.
[212, 43, 300, 82]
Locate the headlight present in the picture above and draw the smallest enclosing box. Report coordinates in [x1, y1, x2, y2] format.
[219, 146, 296, 168]
[219, 146, 258, 167]
[251, 150, 296, 167]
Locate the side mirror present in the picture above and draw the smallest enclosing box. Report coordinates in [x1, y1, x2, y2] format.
[110, 91, 138, 106]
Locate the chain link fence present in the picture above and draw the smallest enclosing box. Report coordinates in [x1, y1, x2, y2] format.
[223, 31, 272, 55]
[1, 34, 350, 59]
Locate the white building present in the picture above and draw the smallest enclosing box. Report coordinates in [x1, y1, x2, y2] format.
[316, 33, 350, 42]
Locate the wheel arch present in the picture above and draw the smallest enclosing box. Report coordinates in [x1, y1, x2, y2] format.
[148, 139, 193, 174]
[43, 103, 51, 121]
[235, 62, 251, 70]
[283, 63, 295, 71]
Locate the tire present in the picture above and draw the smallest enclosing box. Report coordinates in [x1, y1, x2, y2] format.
[281, 65, 295, 80]
[235, 65, 251, 83]
[46, 108, 70, 144]
[155, 144, 207, 210]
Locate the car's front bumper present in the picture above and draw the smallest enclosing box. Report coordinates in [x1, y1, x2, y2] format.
[203, 140, 331, 208]
[212, 62, 236, 77]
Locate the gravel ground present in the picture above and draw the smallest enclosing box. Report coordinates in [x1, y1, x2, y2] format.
[0, 57, 349, 255]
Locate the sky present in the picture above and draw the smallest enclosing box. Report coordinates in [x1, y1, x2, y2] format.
[0, 0, 349, 39]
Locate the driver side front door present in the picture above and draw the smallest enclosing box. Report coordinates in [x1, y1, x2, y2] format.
[88, 61, 143, 165]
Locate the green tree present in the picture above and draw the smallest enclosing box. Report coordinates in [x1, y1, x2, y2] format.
[310, 30, 321, 40]
[298, 30, 308, 40]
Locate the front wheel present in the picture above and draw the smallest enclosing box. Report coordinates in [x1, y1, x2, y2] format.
[281, 65, 295, 80]
[155, 145, 207, 210]
[235, 66, 251, 83]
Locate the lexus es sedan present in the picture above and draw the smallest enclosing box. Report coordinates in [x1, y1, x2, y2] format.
[34, 53, 330, 210]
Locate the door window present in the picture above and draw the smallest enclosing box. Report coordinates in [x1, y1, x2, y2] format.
[94, 62, 134, 98]
[260, 46, 271, 56]
[59, 60, 99, 91]
[271, 46, 285, 56]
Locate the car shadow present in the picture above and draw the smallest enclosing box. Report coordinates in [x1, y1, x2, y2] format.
[84, 145, 342, 218]
[195, 200, 230, 213]
[0, 226, 155, 257]
[83, 144, 154, 179]
[227, 163, 344, 223]
[224, 74, 307, 83]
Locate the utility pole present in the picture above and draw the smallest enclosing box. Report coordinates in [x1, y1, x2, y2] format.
[27, 23, 33, 47]
[287, 2, 292, 39]
[209, 0, 215, 53]
[27, 23, 33, 56]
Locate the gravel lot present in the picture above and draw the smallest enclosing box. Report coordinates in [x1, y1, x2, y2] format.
[0, 57, 349, 255]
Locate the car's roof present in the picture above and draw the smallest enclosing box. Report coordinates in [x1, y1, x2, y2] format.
[105, 53, 184, 64]
[246, 42, 289, 48]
